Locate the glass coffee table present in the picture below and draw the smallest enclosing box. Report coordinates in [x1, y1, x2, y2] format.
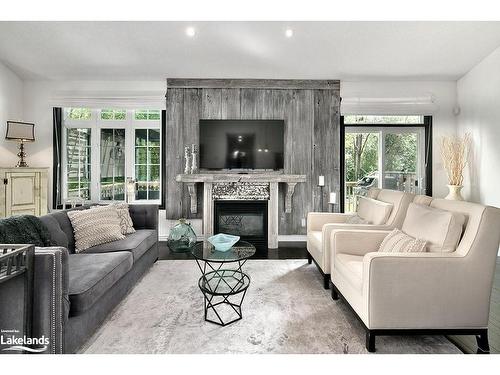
[191, 240, 256, 326]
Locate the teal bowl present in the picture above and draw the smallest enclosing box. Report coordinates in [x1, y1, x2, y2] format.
[207, 233, 240, 252]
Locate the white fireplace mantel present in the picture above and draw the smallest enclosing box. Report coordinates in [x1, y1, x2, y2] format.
[175, 173, 306, 248]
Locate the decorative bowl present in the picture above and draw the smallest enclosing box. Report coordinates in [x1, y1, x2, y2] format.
[207, 233, 240, 252]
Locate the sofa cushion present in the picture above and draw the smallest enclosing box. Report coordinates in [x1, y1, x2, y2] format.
[402, 203, 466, 253]
[68, 251, 133, 314]
[39, 215, 69, 248]
[334, 254, 364, 291]
[82, 229, 157, 262]
[357, 197, 393, 225]
[44, 207, 87, 253]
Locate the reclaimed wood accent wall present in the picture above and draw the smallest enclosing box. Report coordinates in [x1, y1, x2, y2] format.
[165, 79, 340, 235]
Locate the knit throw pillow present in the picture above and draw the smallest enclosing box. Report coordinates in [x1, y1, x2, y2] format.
[378, 228, 427, 253]
[67, 206, 125, 252]
[112, 202, 136, 235]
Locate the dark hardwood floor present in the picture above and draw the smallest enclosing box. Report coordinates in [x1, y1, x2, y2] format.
[159, 241, 500, 354]
[158, 241, 309, 260]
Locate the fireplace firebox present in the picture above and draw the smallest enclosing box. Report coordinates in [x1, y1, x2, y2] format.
[214, 200, 268, 254]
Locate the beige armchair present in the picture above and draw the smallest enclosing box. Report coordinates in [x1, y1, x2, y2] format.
[306, 189, 414, 289]
[330, 198, 500, 353]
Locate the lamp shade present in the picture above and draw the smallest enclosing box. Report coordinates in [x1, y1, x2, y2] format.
[6, 121, 35, 142]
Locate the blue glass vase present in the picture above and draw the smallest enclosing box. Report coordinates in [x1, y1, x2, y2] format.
[167, 218, 197, 253]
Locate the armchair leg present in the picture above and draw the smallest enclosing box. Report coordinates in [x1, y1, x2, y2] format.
[331, 284, 339, 300]
[476, 330, 490, 354]
[366, 331, 376, 353]
[307, 252, 312, 264]
[323, 274, 330, 289]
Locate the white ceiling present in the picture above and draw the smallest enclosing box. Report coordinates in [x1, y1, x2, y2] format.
[1, 21, 500, 81]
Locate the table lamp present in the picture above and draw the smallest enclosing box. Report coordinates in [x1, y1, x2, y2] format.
[5, 121, 35, 168]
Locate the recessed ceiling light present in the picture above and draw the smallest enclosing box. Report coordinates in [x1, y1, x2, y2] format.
[186, 27, 196, 37]
[285, 28, 293, 38]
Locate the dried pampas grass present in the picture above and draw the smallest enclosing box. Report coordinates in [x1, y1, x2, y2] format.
[440, 133, 471, 186]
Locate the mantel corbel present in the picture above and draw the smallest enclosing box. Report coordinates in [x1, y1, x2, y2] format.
[284, 182, 298, 214]
[187, 182, 197, 214]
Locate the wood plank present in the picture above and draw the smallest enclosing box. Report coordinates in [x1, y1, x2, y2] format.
[201, 88, 222, 119]
[167, 78, 340, 91]
[182, 88, 202, 219]
[221, 88, 240, 119]
[165, 88, 184, 219]
[312, 89, 341, 212]
[240, 88, 257, 119]
[280, 89, 314, 234]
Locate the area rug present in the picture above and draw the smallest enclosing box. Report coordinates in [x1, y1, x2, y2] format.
[82, 260, 461, 354]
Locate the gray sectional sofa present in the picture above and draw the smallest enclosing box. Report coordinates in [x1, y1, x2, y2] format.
[34, 204, 159, 353]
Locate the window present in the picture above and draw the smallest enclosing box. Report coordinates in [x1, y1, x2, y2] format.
[66, 108, 92, 120]
[135, 129, 160, 200]
[62, 108, 161, 204]
[344, 115, 424, 125]
[66, 128, 91, 200]
[100, 129, 126, 200]
[101, 109, 126, 120]
[135, 109, 161, 121]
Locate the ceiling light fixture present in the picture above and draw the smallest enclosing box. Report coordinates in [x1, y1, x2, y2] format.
[285, 28, 293, 38]
[186, 27, 196, 37]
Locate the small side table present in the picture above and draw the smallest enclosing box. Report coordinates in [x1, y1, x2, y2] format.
[191, 241, 256, 326]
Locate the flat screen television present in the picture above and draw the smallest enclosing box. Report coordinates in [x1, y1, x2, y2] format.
[199, 119, 284, 171]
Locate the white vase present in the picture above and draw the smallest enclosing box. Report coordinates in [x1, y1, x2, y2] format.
[445, 185, 464, 201]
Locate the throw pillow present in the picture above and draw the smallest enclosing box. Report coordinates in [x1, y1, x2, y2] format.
[402, 203, 465, 253]
[345, 215, 369, 224]
[67, 206, 125, 252]
[357, 196, 393, 225]
[378, 228, 427, 253]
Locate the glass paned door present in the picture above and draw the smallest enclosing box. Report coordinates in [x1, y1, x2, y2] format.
[344, 132, 379, 213]
[100, 128, 126, 200]
[383, 130, 424, 193]
[66, 128, 92, 200]
[344, 127, 426, 212]
[134, 129, 161, 201]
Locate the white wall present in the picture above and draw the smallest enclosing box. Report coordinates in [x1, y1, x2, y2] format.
[0, 62, 24, 166]
[457, 46, 500, 208]
[341, 81, 458, 198]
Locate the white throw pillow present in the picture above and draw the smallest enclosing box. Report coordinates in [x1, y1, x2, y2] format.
[67, 206, 125, 252]
[357, 197, 393, 225]
[402, 203, 465, 253]
[378, 228, 427, 253]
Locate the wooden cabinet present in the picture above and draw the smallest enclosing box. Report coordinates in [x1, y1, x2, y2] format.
[0, 167, 49, 218]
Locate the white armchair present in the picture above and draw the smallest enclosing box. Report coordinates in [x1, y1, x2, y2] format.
[330, 199, 500, 353]
[306, 189, 414, 288]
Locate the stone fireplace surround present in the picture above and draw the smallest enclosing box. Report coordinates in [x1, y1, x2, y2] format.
[176, 173, 306, 248]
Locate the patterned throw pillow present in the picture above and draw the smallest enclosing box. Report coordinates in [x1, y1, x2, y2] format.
[378, 228, 427, 253]
[67, 206, 125, 252]
[112, 202, 136, 235]
[345, 215, 369, 224]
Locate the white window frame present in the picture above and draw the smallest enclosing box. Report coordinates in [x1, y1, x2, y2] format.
[62, 108, 161, 205]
